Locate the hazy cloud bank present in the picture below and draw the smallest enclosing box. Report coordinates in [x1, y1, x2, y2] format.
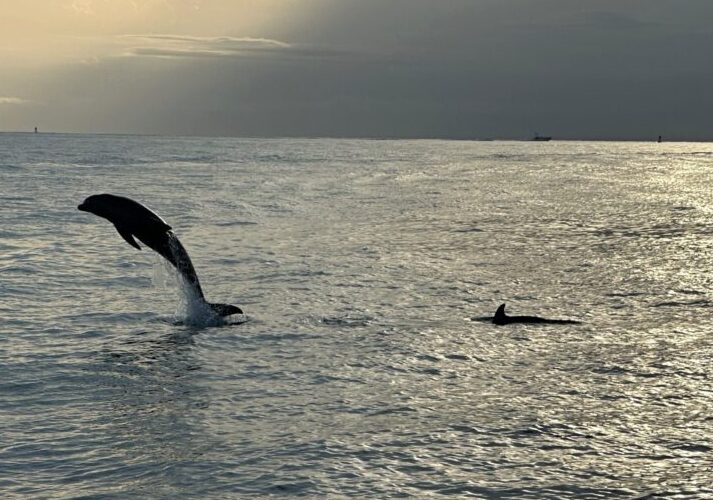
[2, 1, 713, 139]
[121, 34, 290, 58]
[0, 97, 30, 105]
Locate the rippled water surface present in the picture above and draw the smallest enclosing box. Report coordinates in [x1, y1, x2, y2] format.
[1, 134, 712, 498]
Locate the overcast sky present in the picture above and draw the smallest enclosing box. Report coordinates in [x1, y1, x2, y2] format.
[1, 0, 712, 139]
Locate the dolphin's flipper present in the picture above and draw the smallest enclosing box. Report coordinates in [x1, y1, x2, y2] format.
[114, 225, 142, 250]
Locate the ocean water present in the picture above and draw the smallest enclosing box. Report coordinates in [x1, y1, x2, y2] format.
[1, 134, 712, 498]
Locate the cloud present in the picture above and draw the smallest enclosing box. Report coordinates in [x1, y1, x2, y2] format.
[118, 34, 353, 60]
[128, 34, 290, 48]
[67, 0, 176, 16]
[120, 34, 293, 58]
[0, 97, 29, 105]
[7, 1, 713, 139]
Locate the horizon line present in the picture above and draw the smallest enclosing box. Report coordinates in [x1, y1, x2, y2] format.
[0, 130, 711, 143]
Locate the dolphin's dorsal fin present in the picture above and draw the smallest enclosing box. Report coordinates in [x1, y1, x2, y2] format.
[494, 303, 507, 322]
[114, 224, 141, 250]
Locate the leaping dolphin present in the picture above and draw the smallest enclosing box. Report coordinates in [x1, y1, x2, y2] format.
[78, 193, 242, 317]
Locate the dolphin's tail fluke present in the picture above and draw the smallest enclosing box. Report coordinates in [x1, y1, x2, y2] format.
[208, 302, 244, 317]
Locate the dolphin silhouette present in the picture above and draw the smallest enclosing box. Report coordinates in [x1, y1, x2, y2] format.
[492, 303, 580, 325]
[78, 193, 242, 317]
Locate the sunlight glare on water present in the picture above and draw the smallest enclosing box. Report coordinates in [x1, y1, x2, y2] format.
[1, 134, 712, 497]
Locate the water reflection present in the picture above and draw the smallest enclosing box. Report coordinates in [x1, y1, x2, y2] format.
[4, 137, 713, 497]
[81, 329, 216, 493]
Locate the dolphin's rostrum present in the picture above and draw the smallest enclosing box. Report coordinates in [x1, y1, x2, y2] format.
[78, 193, 242, 317]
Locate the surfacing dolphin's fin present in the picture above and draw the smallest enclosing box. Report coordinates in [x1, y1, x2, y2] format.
[114, 224, 141, 250]
[492, 302, 581, 325]
[494, 303, 507, 324]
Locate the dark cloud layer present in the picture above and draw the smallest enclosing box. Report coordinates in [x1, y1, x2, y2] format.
[4, 0, 713, 139]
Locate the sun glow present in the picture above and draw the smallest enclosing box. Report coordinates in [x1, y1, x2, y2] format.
[0, 0, 316, 132]
[0, 1, 301, 66]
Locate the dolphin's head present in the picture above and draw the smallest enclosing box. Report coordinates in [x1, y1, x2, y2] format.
[78, 194, 118, 220]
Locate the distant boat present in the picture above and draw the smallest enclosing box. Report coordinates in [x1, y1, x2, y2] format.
[532, 133, 552, 142]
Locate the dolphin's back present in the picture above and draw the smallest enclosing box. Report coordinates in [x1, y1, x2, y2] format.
[492, 303, 581, 325]
[116, 195, 172, 233]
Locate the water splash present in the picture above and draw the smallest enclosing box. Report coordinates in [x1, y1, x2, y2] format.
[177, 277, 227, 327]
[151, 256, 226, 327]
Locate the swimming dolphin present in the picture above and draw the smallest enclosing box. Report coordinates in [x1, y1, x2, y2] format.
[491, 303, 580, 325]
[78, 194, 242, 317]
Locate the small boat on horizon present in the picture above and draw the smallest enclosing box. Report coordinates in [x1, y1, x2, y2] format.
[532, 133, 552, 142]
